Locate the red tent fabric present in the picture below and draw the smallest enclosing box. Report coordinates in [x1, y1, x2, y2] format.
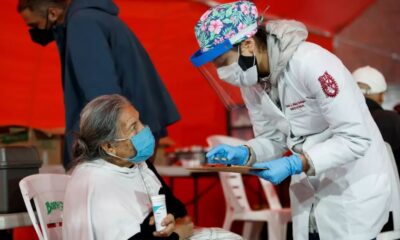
[0, 0, 373, 147]
[254, 0, 374, 34]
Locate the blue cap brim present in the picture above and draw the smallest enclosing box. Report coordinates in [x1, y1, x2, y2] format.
[190, 39, 233, 67]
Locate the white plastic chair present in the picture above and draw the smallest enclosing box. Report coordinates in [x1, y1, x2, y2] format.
[378, 143, 400, 240]
[19, 174, 70, 240]
[207, 135, 292, 240]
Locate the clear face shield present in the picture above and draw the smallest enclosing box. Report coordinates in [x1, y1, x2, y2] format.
[191, 39, 249, 110]
[190, 19, 261, 110]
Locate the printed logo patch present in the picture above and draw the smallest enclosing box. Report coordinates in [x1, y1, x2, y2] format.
[45, 201, 63, 215]
[318, 71, 339, 98]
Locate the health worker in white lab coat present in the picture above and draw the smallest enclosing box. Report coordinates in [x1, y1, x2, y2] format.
[190, 1, 391, 240]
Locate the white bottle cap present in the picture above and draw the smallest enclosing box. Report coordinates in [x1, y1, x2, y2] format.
[151, 194, 166, 204]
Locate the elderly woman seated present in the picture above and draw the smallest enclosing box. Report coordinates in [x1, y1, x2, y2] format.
[62, 94, 242, 240]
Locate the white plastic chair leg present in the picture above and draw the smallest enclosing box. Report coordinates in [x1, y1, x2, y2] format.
[222, 212, 234, 230]
[267, 220, 287, 240]
[243, 221, 263, 240]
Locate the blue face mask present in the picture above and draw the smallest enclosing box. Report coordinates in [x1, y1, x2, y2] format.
[108, 126, 155, 163]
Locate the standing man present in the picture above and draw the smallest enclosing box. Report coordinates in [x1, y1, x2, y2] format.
[18, 0, 180, 168]
[353, 66, 400, 171]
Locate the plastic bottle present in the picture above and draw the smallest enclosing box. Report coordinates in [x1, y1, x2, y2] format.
[151, 195, 167, 231]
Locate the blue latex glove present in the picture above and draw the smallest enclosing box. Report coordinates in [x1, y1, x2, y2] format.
[250, 155, 303, 185]
[206, 144, 249, 165]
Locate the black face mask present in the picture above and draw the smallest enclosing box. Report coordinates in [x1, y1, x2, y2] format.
[238, 54, 255, 71]
[238, 53, 270, 83]
[29, 10, 55, 46]
[29, 28, 55, 46]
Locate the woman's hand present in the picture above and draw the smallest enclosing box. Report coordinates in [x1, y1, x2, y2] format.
[250, 154, 304, 185]
[150, 214, 176, 237]
[174, 216, 194, 240]
[206, 144, 249, 165]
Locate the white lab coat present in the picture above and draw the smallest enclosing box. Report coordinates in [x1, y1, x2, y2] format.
[244, 42, 391, 240]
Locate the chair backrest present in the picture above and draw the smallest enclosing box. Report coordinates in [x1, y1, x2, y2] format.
[207, 135, 252, 212]
[259, 179, 283, 210]
[219, 172, 252, 212]
[384, 143, 400, 230]
[207, 135, 284, 210]
[19, 174, 70, 240]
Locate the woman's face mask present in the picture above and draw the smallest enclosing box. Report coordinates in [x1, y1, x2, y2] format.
[216, 47, 258, 87]
[107, 126, 155, 163]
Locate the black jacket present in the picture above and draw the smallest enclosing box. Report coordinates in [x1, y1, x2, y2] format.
[53, 0, 180, 167]
[128, 161, 187, 240]
[366, 98, 400, 168]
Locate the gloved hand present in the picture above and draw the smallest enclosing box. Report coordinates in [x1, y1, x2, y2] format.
[250, 155, 303, 185]
[206, 144, 249, 166]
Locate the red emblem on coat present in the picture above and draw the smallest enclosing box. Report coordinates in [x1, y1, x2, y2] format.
[318, 71, 339, 98]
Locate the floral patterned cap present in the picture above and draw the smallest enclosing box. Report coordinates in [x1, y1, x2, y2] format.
[195, 1, 259, 53]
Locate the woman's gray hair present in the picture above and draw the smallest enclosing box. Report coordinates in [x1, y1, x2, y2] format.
[72, 94, 131, 167]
